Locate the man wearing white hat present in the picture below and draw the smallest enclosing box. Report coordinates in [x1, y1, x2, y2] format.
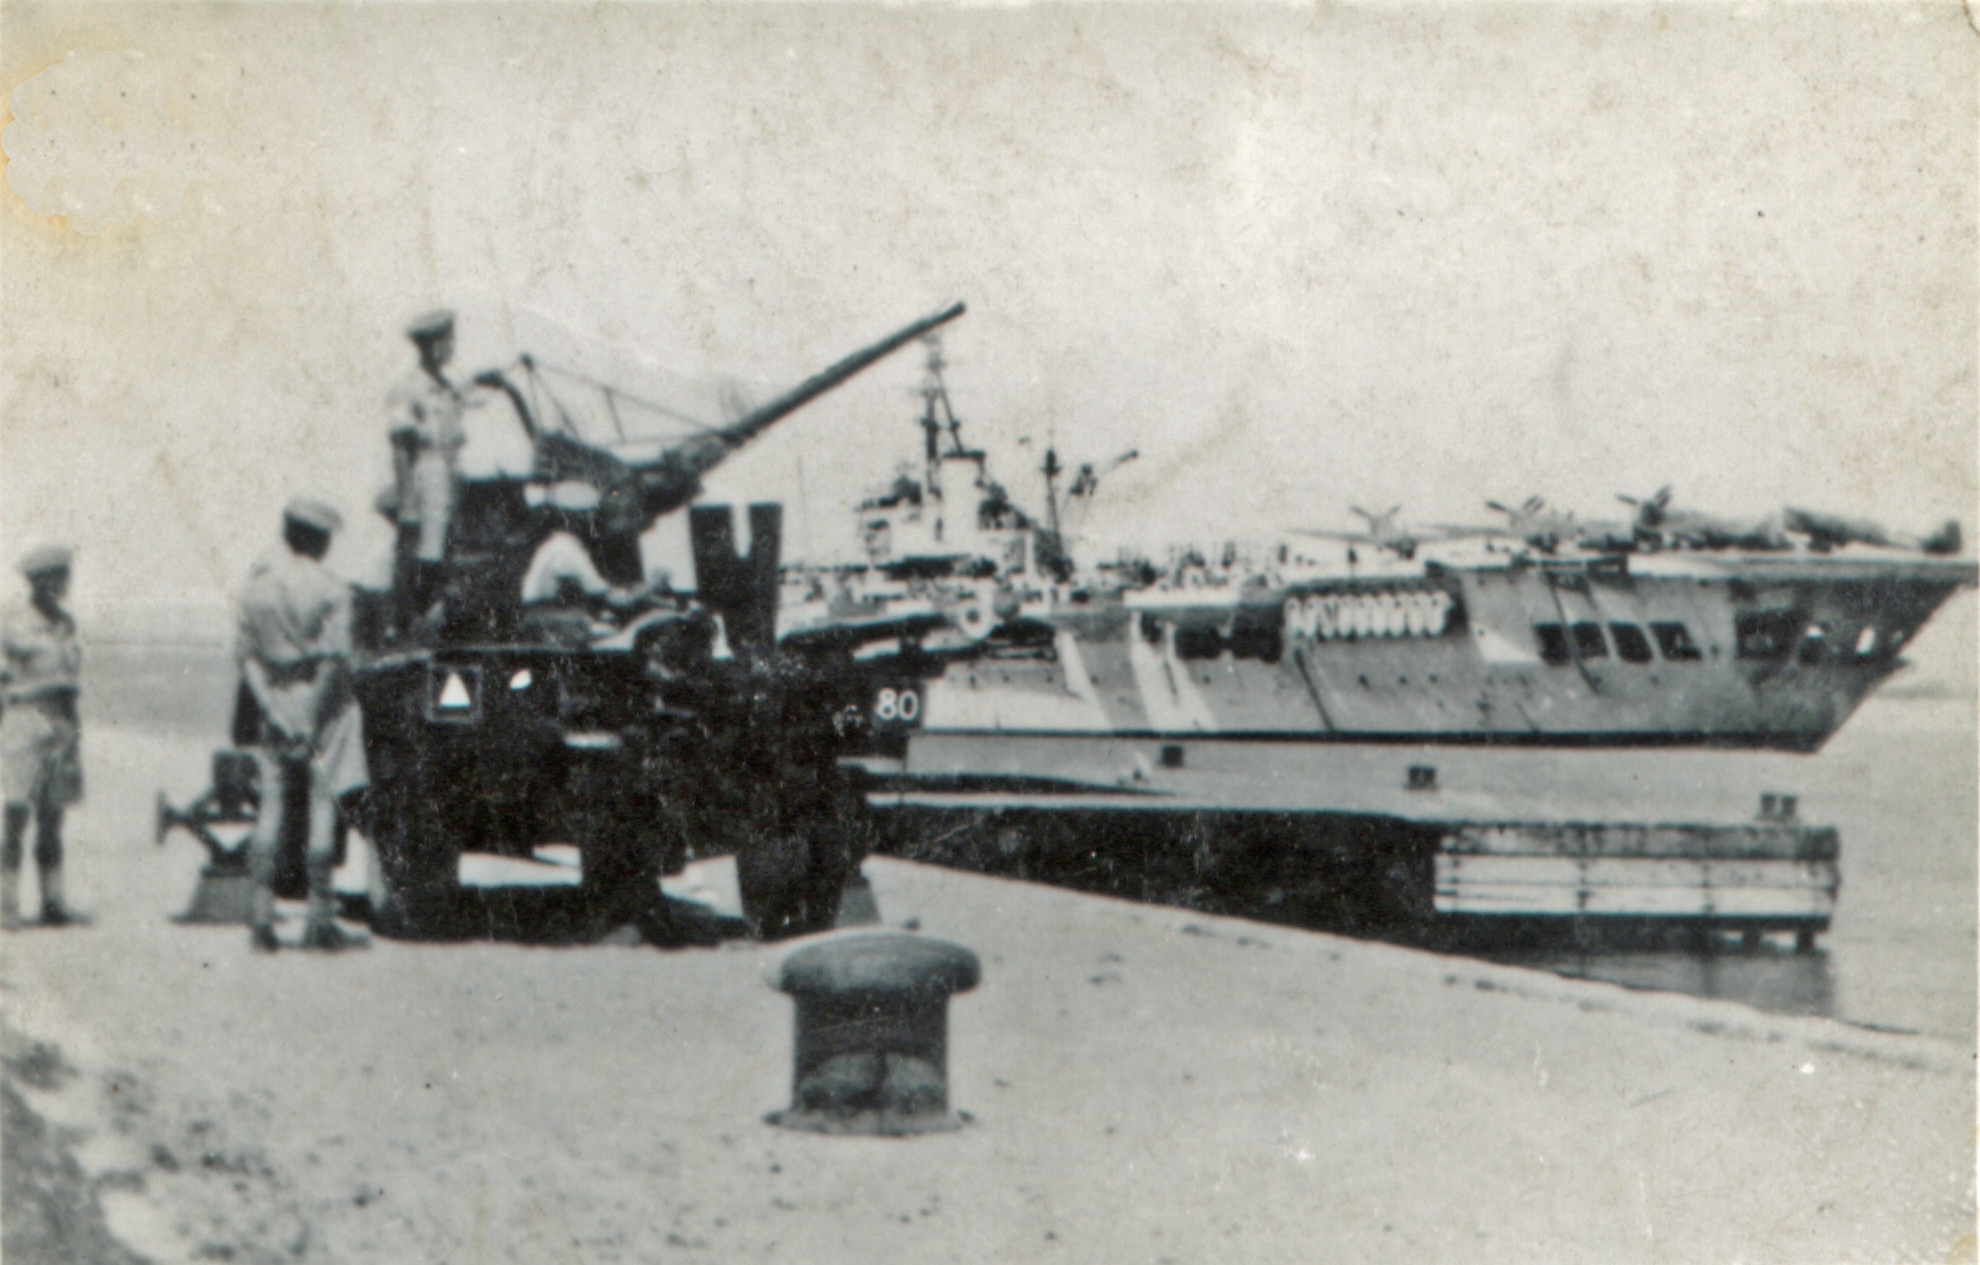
[383, 308, 466, 632]
[0, 544, 84, 928]
[235, 498, 369, 951]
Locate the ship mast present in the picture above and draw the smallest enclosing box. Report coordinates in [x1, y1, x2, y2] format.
[918, 332, 971, 463]
[1041, 444, 1064, 539]
[917, 331, 973, 541]
[918, 334, 947, 470]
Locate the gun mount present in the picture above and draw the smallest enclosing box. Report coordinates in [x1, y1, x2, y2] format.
[409, 302, 966, 646]
[501, 301, 965, 523]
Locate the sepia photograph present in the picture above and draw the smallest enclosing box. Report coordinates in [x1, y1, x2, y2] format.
[2, 2, 1974, 1261]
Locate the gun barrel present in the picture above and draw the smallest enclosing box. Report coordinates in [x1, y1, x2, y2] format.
[721, 301, 966, 447]
[637, 300, 966, 518]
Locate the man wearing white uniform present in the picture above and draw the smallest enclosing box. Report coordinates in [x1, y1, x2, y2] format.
[236, 497, 369, 952]
[1, 545, 84, 928]
[383, 309, 467, 631]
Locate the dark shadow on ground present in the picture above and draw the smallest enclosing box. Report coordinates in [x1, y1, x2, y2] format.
[874, 806, 1840, 1019]
[342, 870, 880, 949]
[341, 888, 746, 948]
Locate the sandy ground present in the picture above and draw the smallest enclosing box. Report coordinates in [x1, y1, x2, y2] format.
[1, 725, 1973, 1264]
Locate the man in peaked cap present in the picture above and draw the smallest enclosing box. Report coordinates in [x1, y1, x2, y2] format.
[235, 497, 369, 952]
[382, 308, 467, 634]
[0, 544, 84, 928]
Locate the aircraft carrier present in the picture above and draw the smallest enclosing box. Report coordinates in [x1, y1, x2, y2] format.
[780, 336, 1974, 755]
[777, 332, 1976, 942]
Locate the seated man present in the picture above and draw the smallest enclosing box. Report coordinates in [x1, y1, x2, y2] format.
[519, 481, 636, 604]
[516, 481, 679, 642]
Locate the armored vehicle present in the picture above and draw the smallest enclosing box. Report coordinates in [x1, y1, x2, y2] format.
[351, 302, 965, 938]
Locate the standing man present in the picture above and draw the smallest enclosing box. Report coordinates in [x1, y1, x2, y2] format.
[236, 498, 369, 952]
[0, 545, 84, 929]
[384, 308, 466, 633]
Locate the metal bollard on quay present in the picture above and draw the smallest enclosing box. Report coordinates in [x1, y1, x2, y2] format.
[767, 930, 981, 1136]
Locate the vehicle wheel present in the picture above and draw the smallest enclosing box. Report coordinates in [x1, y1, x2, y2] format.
[738, 816, 863, 941]
[577, 806, 668, 936]
[737, 828, 811, 941]
[364, 788, 459, 939]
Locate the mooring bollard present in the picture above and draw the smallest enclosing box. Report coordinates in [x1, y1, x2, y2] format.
[768, 931, 980, 1136]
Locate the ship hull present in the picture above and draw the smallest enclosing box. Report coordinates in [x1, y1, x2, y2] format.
[837, 554, 1974, 753]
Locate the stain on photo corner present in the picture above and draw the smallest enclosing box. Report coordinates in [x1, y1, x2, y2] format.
[4, 47, 211, 236]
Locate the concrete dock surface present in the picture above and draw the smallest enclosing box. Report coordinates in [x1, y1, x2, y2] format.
[3, 725, 1973, 1264]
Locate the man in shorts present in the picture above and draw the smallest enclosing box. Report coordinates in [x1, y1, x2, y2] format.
[236, 498, 369, 951]
[383, 308, 466, 633]
[0, 544, 84, 929]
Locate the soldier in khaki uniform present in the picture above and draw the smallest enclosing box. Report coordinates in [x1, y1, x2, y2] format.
[0, 545, 84, 929]
[383, 308, 467, 632]
[236, 498, 369, 952]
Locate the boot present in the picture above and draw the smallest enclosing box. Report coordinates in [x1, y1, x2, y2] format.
[305, 859, 335, 928]
[301, 919, 366, 951]
[405, 561, 446, 635]
[301, 860, 366, 951]
[1, 868, 21, 931]
[37, 865, 81, 926]
[249, 883, 278, 952]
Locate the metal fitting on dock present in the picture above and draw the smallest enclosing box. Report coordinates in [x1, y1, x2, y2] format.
[1758, 793, 1799, 823]
[155, 749, 265, 923]
[768, 931, 980, 1135]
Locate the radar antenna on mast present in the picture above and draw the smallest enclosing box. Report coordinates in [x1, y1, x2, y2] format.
[1060, 449, 1137, 534]
[918, 331, 970, 464]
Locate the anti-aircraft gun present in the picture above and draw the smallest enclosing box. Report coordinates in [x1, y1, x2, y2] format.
[351, 302, 965, 939]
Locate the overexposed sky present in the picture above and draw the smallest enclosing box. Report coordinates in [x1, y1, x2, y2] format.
[3, 2, 1974, 623]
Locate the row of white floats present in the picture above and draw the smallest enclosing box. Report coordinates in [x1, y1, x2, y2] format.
[1282, 589, 1455, 641]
